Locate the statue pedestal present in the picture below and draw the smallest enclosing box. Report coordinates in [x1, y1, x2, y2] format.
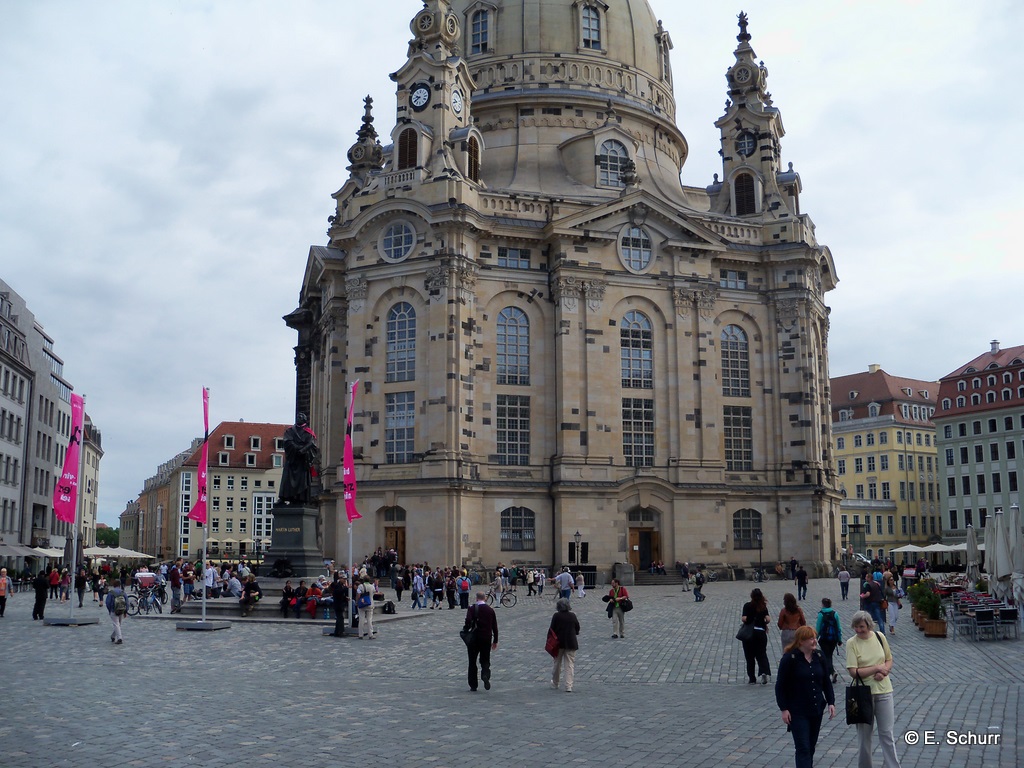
[262, 503, 324, 578]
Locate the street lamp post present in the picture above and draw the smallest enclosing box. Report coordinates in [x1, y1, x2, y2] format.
[573, 530, 582, 567]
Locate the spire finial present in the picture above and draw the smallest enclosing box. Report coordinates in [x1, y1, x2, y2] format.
[737, 11, 751, 43]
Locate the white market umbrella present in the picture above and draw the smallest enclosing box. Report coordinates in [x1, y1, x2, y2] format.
[986, 510, 1013, 601]
[890, 545, 925, 553]
[965, 525, 981, 591]
[1006, 504, 1024, 608]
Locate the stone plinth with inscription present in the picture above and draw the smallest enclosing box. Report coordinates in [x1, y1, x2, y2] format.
[261, 503, 324, 578]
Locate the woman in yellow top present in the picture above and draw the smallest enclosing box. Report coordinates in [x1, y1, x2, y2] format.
[845, 610, 902, 768]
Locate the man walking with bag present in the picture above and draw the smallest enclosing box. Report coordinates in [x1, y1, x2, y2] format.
[463, 592, 499, 691]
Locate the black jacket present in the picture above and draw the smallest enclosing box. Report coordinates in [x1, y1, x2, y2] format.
[775, 649, 835, 717]
[549, 610, 580, 651]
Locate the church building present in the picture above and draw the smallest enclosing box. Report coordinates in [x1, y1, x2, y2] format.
[289, 0, 841, 577]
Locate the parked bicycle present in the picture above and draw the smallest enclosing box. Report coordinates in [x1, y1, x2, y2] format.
[129, 586, 163, 615]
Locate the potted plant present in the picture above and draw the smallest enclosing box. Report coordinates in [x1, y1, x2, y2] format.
[921, 591, 947, 637]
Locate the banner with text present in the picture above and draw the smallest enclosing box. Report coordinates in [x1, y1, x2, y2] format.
[187, 387, 210, 524]
[343, 381, 362, 523]
[53, 393, 85, 524]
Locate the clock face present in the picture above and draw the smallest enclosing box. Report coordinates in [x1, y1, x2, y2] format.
[411, 84, 431, 111]
[735, 132, 756, 157]
[445, 15, 459, 37]
[451, 90, 464, 115]
[734, 66, 752, 85]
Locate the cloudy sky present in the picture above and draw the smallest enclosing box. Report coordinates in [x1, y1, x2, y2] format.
[2, 0, 1021, 527]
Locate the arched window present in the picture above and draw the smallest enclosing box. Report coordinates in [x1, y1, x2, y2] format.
[868, 404, 880, 417]
[986, 391, 996, 403]
[497, 307, 530, 385]
[386, 302, 416, 383]
[500, 506, 535, 551]
[941, 398, 951, 410]
[470, 9, 489, 54]
[620, 226, 652, 271]
[599, 139, 628, 187]
[733, 508, 762, 549]
[581, 5, 601, 49]
[956, 396, 966, 407]
[971, 394, 981, 405]
[467, 136, 480, 182]
[721, 325, 750, 397]
[957, 381, 966, 391]
[734, 172, 756, 216]
[620, 311, 653, 389]
[397, 128, 417, 170]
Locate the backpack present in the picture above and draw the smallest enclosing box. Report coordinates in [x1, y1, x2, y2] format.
[113, 592, 127, 616]
[820, 611, 839, 642]
[695, 572, 705, 586]
[458, 576, 470, 592]
[357, 588, 372, 609]
[382, 600, 396, 615]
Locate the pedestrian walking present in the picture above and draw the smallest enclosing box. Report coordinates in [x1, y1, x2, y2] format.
[680, 561, 690, 591]
[574, 570, 585, 598]
[548, 597, 580, 692]
[796, 565, 808, 601]
[106, 578, 128, 645]
[837, 566, 851, 600]
[457, 571, 472, 609]
[33, 569, 49, 620]
[775, 626, 836, 768]
[74, 567, 87, 607]
[815, 598, 842, 683]
[846, 611, 902, 768]
[604, 578, 629, 639]
[552, 566, 574, 600]
[464, 591, 499, 691]
[859, 572, 886, 633]
[0, 567, 12, 617]
[778, 593, 807, 650]
[693, 568, 706, 601]
[740, 588, 772, 684]
[883, 573, 900, 635]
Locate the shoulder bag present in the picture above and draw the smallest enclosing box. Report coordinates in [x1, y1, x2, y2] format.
[619, 597, 633, 612]
[460, 606, 477, 648]
[736, 621, 755, 642]
[545, 628, 560, 658]
[845, 674, 873, 725]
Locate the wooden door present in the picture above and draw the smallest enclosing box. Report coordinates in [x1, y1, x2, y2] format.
[385, 527, 406, 564]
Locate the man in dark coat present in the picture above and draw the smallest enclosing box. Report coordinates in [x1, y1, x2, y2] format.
[330, 574, 349, 637]
[464, 592, 499, 691]
[279, 413, 319, 505]
[32, 570, 49, 620]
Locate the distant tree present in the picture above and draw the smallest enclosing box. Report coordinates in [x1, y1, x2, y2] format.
[96, 527, 119, 547]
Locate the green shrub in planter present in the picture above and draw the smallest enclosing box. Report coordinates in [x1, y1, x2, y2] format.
[975, 579, 989, 593]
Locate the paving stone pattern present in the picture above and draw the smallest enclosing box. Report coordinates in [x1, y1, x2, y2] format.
[1, 578, 1020, 767]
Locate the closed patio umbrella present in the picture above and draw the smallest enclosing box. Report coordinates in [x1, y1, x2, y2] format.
[1006, 504, 1024, 608]
[986, 509, 1013, 601]
[965, 525, 981, 591]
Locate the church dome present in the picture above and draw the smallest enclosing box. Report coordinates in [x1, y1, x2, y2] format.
[451, 0, 677, 124]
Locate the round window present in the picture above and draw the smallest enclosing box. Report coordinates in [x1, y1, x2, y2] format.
[619, 226, 653, 272]
[381, 222, 415, 262]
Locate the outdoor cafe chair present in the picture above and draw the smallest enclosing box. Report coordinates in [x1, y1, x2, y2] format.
[948, 603, 975, 641]
[998, 608, 1020, 640]
[973, 608, 998, 641]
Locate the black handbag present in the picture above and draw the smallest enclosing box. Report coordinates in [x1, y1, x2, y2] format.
[845, 675, 874, 725]
[736, 621, 755, 642]
[460, 606, 476, 647]
[619, 598, 633, 612]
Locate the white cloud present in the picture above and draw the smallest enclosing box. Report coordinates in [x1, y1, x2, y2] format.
[1, 0, 1021, 525]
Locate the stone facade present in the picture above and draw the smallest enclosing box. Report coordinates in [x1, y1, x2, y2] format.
[291, 1, 842, 574]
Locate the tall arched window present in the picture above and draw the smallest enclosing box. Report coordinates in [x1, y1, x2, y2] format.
[599, 139, 628, 187]
[467, 136, 480, 182]
[721, 325, 750, 397]
[733, 508, 762, 549]
[620, 311, 653, 389]
[582, 5, 601, 49]
[497, 307, 530, 385]
[501, 506, 535, 551]
[470, 9, 489, 54]
[386, 302, 416, 382]
[397, 128, 417, 170]
[734, 172, 756, 216]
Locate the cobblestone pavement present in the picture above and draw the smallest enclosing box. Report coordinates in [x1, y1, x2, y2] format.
[1, 577, 1021, 767]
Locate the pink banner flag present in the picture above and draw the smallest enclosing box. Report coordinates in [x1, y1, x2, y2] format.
[187, 387, 210, 524]
[53, 393, 85, 524]
[343, 381, 362, 523]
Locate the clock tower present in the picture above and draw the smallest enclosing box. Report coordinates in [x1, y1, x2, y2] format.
[389, 0, 479, 181]
[708, 12, 802, 220]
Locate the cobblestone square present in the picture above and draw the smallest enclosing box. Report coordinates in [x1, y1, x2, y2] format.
[2, 577, 1020, 767]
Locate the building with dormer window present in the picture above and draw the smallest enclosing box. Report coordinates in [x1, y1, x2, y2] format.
[289, 1, 841, 576]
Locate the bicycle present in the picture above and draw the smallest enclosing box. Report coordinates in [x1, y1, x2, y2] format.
[131, 586, 163, 615]
[750, 568, 770, 583]
[485, 588, 517, 608]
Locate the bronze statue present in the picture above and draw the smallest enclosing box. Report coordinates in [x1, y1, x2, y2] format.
[279, 413, 320, 505]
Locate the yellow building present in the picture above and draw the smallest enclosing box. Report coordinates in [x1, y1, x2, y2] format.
[831, 366, 940, 562]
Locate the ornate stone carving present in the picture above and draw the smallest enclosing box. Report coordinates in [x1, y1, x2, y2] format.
[673, 288, 691, 320]
[344, 277, 368, 314]
[692, 286, 719, 321]
[552, 276, 582, 313]
[775, 298, 800, 332]
[425, 266, 450, 294]
[583, 279, 607, 312]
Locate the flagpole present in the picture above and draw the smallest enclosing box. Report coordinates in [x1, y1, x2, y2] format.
[67, 396, 85, 621]
[201, 388, 209, 623]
